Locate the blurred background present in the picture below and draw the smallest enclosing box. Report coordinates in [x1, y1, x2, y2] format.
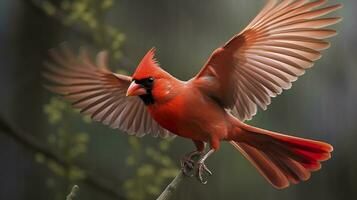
[0, 0, 355, 199]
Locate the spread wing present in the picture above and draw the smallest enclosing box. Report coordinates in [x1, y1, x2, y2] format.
[194, 0, 342, 121]
[44, 45, 175, 138]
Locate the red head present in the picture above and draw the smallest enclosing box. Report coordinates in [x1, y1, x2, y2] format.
[126, 48, 172, 104]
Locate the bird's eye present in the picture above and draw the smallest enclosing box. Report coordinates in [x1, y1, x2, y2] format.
[148, 77, 154, 83]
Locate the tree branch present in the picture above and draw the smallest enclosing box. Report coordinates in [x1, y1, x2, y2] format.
[156, 171, 185, 200]
[0, 115, 125, 200]
[66, 185, 79, 200]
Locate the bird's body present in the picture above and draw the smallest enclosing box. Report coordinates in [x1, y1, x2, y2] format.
[147, 78, 231, 144]
[45, 0, 342, 189]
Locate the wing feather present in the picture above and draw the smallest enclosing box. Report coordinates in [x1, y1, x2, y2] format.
[195, 0, 342, 121]
[44, 45, 174, 138]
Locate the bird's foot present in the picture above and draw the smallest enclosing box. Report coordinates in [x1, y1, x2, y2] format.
[196, 160, 212, 184]
[195, 149, 215, 184]
[180, 151, 201, 177]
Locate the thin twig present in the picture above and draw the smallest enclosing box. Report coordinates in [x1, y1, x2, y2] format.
[156, 171, 185, 200]
[66, 185, 79, 200]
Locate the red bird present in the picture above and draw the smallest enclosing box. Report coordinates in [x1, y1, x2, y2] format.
[45, 0, 342, 188]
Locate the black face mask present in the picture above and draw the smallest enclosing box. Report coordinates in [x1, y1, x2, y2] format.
[134, 77, 155, 105]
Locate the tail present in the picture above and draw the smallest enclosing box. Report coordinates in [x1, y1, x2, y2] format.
[230, 123, 333, 189]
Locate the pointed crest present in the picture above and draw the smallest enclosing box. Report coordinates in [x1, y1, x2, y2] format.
[132, 48, 160, 80]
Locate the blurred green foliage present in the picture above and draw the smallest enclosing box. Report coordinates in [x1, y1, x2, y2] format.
[38, 97, 89, 200]
[37, 0, 178, 199]
[39, 0, 125, 60]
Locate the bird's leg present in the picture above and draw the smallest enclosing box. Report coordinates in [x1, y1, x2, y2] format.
[181, 140, 206, 176]
[196, 149, 215, 184]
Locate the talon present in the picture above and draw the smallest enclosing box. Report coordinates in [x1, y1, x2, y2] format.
[196, 161, 212, 184]
[202, 163, 212, 176]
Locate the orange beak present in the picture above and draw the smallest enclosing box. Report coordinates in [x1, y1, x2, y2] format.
[126, 82, 147, 96]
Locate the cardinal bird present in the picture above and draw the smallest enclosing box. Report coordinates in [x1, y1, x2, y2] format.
[44, 0, 342, 188]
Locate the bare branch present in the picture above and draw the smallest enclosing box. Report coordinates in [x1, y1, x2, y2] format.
[156, 171, 185, 200]
[66, 185, 79, 200]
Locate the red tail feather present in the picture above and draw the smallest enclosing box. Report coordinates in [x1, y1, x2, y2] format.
[231, 124, 333, 189]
